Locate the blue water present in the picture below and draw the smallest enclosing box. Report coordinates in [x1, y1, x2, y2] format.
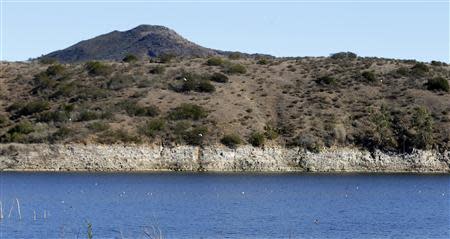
[0, 173, 449, 239]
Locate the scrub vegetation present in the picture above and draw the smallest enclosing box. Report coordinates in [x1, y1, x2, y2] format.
[1, 54, 449, 152]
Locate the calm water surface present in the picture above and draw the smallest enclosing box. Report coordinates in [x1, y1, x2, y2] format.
[0, 172, 449, 238]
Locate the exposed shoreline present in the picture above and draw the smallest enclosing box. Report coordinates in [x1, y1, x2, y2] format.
[0, 143, 449, 173]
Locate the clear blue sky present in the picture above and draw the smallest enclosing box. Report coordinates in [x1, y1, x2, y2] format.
[1, 0, 449, 62]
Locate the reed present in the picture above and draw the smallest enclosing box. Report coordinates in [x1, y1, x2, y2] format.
[15, 198, 21, 220]
[0, 200, 3, 220]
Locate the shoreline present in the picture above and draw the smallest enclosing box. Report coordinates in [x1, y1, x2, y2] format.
[1, 143, 449, 173]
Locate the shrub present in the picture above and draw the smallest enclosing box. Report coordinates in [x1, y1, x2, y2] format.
[411, 62, 429, 76]
[98, 129, 141, 144]
[330, 52, 357, 60]
[210, 72, 229, 83]
[396, 67, 409, 77]
[122, 54, 138, 63]
[289, 134, 322, 153]
[0, 115, 9, 126]
[426, 77, 449, 92]
[87, 121, 110, 132]
[158, 53, 176, 63]
[9, 121, 34, 135]
[49, 126, 73, 142]
[149, 65, 165, 74]
[431, 61, 446, 66]
[315, 76, 336, 85]
[140, 118, 166, 137]
[221, 134, 242, 148]
[2, 121, 35, 142]
[175, 73, 216, 93]
[169, 103, 208, 120]
[33, 72, 57, 89]
[119, 100, 160, 117]
[38, 110, 70, 123]
[85, 61, 112, 76]
[39, 58, 57, 65]
[256, 58, 269, 65]
[264, 125, 279, 140]
[206, 57, 224, 66]
[183, 126, 208, 145]
[225, 63, 247, 74]
[77, 110, 101, 121]
[106, 75, 133, 90]
[248, 132, 265, 147]
[18, 101, 50, 116]
[362, 71, 376, 82]
[228, 52, 241, 60]
[45, 64, 66, 77]
[410, 107, 434, 149]
[196, 80, 216, 93]
[367, 106, 398, 150]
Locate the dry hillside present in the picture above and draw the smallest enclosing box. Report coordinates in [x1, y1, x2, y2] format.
[0, 54, 449, 152]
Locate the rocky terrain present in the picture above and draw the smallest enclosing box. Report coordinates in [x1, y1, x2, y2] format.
[0, 25, 449, 172]
[1, 144, 448, 173]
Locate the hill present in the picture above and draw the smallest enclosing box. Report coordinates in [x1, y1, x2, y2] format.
[41, 25, 222, 62]
[1, 54, 449, 153]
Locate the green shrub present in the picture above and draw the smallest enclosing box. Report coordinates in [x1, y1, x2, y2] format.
[18, 101, 50, 116]
[140, 118, 166, 137]
[330, 52, 357, 60]
[288, 134, 322, 153]
[396, 67, 409, 77]
[33, 72, 57, 89]
[426, 77, 449, 92]
[49, 126, 73, 142]
[98, 129, 141, 144]
[175, 73, 216, 93]
[39, 58, 57, 65]
[256, 58, 269, 65]
[169, 103, 208, 120]
[38, 110, 70, 123]
[264, 125, 279, 140]
[45, 64, 65, 77]
[431, 61, 446, 66]
[221, 134, 242, 148]
[106, 75, 133, 90]
[183, 126, 208, 145]
[411, 62, 429, 76]
[149, 65, 165, 74]
[362, 71, 376, 82]
[248, 131, 265, 147]
[210, 72, 229, 83]
[225, 63, 247, 74]
[0, 115, 9, 126]
[87, 121, 110, 132]
[77, 110, 101, 121]
[85, 61, 112, 76]
[2, 121, 35, 142]
[206, 57, 224, 66]
[122, 54, 138, 63]
[410, 107, 434, 149]
[9, 121, 34, 135]
[315, 76, 337, 85]
[368, 106, 398, 150]
[119, 100, 160, 117]
[228, 52, 241, 60]
[158, 53, 176, 63]
[196, 80, 216, 93]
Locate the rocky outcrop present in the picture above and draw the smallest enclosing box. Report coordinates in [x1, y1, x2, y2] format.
[0, 144, 448, 173]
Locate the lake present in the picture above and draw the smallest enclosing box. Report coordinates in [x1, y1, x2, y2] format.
[0, 172, 449, 238]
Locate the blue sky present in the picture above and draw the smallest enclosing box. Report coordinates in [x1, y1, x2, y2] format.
[1, 0, 449, 62]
